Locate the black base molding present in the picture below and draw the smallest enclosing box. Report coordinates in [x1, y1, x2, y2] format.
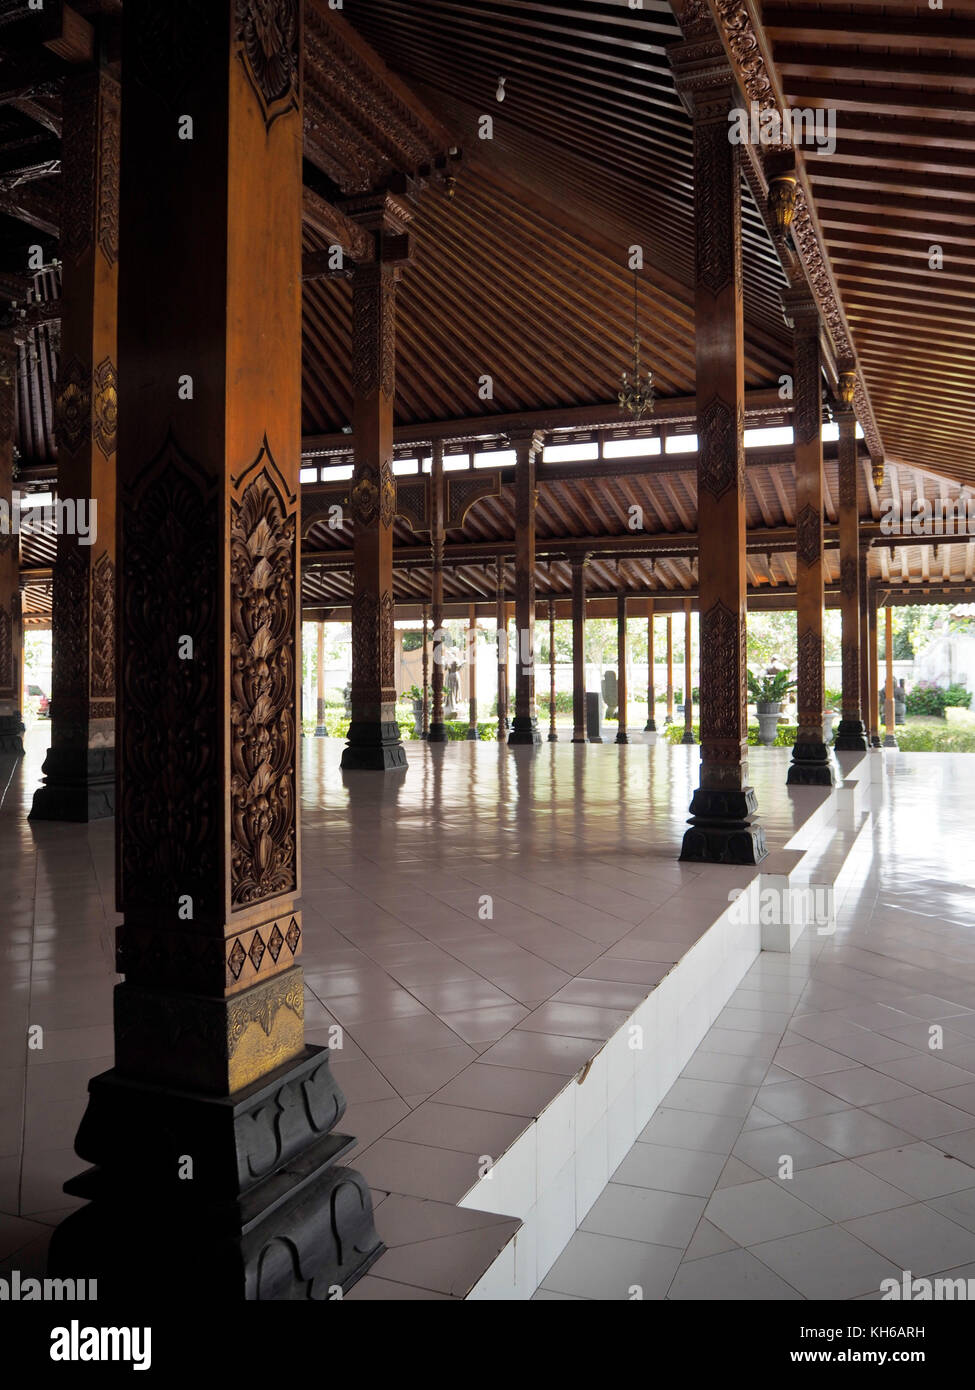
[547, 730, 558, 742]
[644, 718, 657, 732]
[340, 719, 407, 771]
[29, 746, 114, 821]
[680, 785, 768, 865]
[787, 740, 837, 787]
[47, 1046, 384, 1301]
[508, 715, 541, 745]
[834, 718, 869, 752]
[466, 726, 480, 741]
[427, 720, 448, 744]
[615, 730, 629, 744]
[680, 730, 697, 744]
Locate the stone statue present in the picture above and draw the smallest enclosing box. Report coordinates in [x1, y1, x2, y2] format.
[445, 661, 460, 719]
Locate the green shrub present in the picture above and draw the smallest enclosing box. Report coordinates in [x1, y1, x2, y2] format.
[906, 682, 947, 717]
[665, 722, 799, 748]
[896, 727, 975, 752]
[537, 691, 574, 713]
[944, 683, 972, 710]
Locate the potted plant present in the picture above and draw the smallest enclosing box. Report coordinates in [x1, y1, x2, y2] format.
[823, 687, 842, 742]
[748, 666, 796, 746]
[406, 684, 425, 734]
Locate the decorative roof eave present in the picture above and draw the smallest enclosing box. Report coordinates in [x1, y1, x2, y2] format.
[672, 0, 885, 465]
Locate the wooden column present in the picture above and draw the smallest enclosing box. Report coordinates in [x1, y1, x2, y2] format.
[495, 557, 507, 741]
[547, 598, 558, 742]
[672, 39, 765, 863]
[666, 614, 674, 724]
[884, 605, 897, 747]
[0, 343, 23, 754]
[466, 603, 479, 740]
[571, 556, 587, 743]
[315, 621, 326, 736]
[30, 67, 118, 820]
[834, 392, 868, 750]
[868, 586, 880, 746]
[616, 593, 629, 744]
[49, 0, 381, 1299]
[342, 197, 410, 772]
[509, 430, 543, 744]
[421, 600, 429, 739]
[644, 599, 656, 733]
[859, 546, 874, 747]
[681, 598, 696, 744]
[786, 292, 834, 786]
[428, 442, 447, 742]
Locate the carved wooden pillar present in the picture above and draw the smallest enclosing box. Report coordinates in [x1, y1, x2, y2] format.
[681, 596, 696, 745]
[547, 598, 558, 742]
[786, 292, 833, 786]
[884, 605, 897, 748]
[315, 621, 326, 736]
[428, 442, 446, 743]
[666, 613, 674, 724]
[834, 396, 868, 750]
[0, 344, 23, 754]
[616, 593, 628, 744]
[644, 599, 656, 733]
[466, 603, 479, 740]
[30, 67, 118, 819]
[571, 556, 587, 743]
[495, 556, 507, 741]
[868, 584, 880, 746]
[421, 600, 429, 739]
[342, 197, 410, 772]
[509, 430, 543, 745]
[49, 0, 381, 1300]
[672, 39, 765, 863]
[859, 546, 874, 748]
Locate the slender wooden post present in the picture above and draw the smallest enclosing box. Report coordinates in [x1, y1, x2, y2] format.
[786, 291, 833, 785]
[342, 195, 410, 772]
[496, 557, 507, 742]
[30, 65, 119, 819]
[421, 600, 429, 739]
[681, 597, 696, 744]
[616, 593, 629, 744]
[548, 598, 558, 741]
[666, 614, 674, 724]
[428, 442, 446, 742]
[509, 430, 543, 744]
[672, 38, 765, 862]
[0, 344, 23, 754]
[868, 586, 880, 746]
[50, 0, 381, 1296]
[466, 603, 479, 740]
[315, 621, 326, 736]
[571, 556, 587, 742]
[834, 390, 868, 750]
[884, 604, 897, 747]
[644, 599, 656, 732]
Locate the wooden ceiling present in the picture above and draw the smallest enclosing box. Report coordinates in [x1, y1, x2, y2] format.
[759, 0, 975, 486]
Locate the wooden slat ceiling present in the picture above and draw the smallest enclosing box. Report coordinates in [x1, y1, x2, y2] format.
[760, 0, 975, 485]
[300, 0, 792, 434]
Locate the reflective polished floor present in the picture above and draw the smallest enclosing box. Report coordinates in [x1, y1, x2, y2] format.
[3, 729, 975, 1300]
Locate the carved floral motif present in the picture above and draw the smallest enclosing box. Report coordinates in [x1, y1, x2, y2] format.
[700, 600, 742, 741]
[229, 448, 298, 907]
[55, 358, 91, 456]
[235, 0, 300, 131]
[93, 357, 118, 458]
[90, 551, 115, 700]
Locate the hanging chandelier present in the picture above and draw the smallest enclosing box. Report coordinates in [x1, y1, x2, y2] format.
[618, 269, 654, 419]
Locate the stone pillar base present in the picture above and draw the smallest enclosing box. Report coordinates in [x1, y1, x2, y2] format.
[680, 730, 697, 745]
[47, 1046, 384, 1301]
[680, 786, 768, 865]
[340, 720, 407, 771]
[834, 718, 869, 752]
[547, 730, 558, 742]
[427, 721, 448, 744]
[29, 746, 114, 821]
[466, 725, 480, 741]
[644, 717, 657, 732]
[615, 730, 629, 744]
[0, 713, 25, 755]
[787, 741, 837, 787]
[314, 725, 327, 738]
[871, 734, 881, 748]
[883, 734, 898, 748]
[508, 716, 541, 745]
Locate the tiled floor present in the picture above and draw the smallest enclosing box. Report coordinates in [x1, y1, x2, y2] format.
[538, 754, 975, 1300]
[3, 728, 974, 1301]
